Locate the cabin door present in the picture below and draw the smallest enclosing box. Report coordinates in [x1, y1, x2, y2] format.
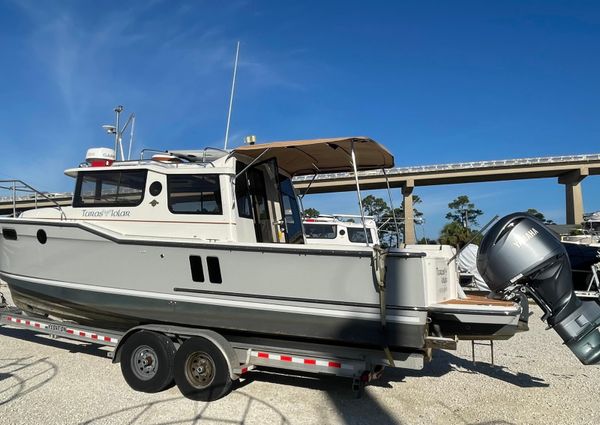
[248, 167, 274, 242]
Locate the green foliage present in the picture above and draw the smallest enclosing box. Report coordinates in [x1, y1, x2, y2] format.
[303, 207, 320, 218]
[570, 224, 584, 235]
[439, 222, 481, 248]
[361, 195, 389, 217]
[445, 195, 483, 228]
[361, 194, 424, 246]
[525, 208, 555, 225]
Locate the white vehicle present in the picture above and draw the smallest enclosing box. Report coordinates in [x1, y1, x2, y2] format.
[303, 214, 380, 246]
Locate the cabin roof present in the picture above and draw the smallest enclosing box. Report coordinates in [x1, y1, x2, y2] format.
[232, 137, 394, 176]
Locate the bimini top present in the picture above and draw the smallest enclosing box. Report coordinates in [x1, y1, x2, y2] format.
[232, 137, 394, 176]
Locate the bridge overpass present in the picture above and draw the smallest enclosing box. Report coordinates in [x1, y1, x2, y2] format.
[294, 153, 600, 243]
[1, 153, 599, 244]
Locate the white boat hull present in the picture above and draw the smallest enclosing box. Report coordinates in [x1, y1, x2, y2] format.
[0, 219, 521, 349]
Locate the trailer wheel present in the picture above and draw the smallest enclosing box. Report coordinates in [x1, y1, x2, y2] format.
[174, 337, 232, 401]
[120, 330, 176, 393]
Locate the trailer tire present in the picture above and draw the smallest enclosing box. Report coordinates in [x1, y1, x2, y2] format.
[174, 337, 232, 401]
[120, 330, 176, 393]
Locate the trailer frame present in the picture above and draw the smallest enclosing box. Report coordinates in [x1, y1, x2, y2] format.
[0, 304, 427, 398]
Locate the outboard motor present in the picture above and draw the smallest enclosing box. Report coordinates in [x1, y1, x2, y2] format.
[477, 212, 600, 365]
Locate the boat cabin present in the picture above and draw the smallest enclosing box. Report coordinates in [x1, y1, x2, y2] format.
[23, 137, 394, 245]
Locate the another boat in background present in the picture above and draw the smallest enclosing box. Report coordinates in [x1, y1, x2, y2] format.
[303, 214, 379, 246]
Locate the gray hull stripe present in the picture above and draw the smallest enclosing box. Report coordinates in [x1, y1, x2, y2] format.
[5, 276, 427, 349]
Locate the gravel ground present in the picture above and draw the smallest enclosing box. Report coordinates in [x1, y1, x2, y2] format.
[1, 284, 599, 425]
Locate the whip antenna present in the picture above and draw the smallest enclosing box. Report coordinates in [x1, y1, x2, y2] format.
[224, 41, 240, 149]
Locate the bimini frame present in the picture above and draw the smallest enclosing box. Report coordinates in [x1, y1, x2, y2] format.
[232, 137, 396, 246]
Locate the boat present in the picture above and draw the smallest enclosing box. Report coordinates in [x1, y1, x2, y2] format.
[303, 214, 380, 246]
[0, 134, 524, 350]
[1, 116, 599, 365]
[554, 211, 600, 294]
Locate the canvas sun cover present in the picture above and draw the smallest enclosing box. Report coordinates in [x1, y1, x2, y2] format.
[457, 244, 489, 291]
[232, 137, 394, 176]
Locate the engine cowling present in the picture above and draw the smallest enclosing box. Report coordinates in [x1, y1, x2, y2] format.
[477, 212, 600, 365]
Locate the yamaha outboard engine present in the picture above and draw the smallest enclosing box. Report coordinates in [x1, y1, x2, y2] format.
[477, 212, 600, 365]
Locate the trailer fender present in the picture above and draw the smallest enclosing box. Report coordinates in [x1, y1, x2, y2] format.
[112, 324, 240, 380]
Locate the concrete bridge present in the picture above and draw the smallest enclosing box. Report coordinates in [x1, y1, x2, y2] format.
[2, 153, 599, 244]
[294, 153, 600, 243]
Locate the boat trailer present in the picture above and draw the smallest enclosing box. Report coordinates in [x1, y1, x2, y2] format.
[0, 302, 425, 400]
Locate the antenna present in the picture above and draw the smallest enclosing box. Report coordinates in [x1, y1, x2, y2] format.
[119, 112, 136, 161]
[114, 105, 124, 160]
[127, 114, 136, 160]
[223, 41, 240, 150]
[102, 106, 135, 161]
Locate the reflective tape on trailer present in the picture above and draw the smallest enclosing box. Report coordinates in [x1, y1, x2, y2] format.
[5, 316, 45, 329]
[65, 328, 119, 344]
[4, 315, 119, 344]
[251, 351, 353, 370]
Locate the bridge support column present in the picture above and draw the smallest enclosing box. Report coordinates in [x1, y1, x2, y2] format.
[559, 168, 588, 225]
[402, 181, 416, 244]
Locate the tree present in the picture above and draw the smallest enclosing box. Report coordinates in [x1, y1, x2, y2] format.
[361, 195, 389, 218]
[439, 221, 481, 247]
[361, 194, 424, 247]
[361, 195, 395, 246]
[303, 207, 320, 218]
[526, 208, 555, 225]
[445, 195, 483, 229]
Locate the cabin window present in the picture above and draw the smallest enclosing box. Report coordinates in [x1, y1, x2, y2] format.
[2, 228, 17, 240]
[73, 170, 147, 207]
[304, 224, 337, 239]
[279, 176, 303, 244]
[348, 227, 374, 244]
[235, 162, 253, 219]
[167, 174, 222, 215]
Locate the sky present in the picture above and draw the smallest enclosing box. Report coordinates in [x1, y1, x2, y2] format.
[1, 0, 600, 238]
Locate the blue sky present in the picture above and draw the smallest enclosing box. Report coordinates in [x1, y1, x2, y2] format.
[1, 0, 600, 237]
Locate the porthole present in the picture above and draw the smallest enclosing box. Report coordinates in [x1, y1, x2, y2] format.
[149, 181, 162, 196]
[37, 229, 47, 244]
[339, 229, 346, 236]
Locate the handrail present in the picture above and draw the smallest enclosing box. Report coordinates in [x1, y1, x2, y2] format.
[139, 148, 166, 160]
[0, 179, 67, 220]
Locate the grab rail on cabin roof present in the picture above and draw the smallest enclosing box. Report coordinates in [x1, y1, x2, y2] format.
[140, 147, 229, 165]
[0, 180, 67, 220]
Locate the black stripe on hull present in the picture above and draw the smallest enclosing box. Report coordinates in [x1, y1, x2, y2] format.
[4, 276, 427, 350]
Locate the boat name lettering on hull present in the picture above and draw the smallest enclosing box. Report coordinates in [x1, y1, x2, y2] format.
[81, 209, 131, 218]
[436, 266, 448, 296]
